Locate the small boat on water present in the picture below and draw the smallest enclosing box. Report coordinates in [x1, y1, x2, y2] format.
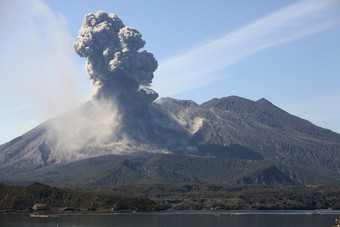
[331, 218, 340, 227]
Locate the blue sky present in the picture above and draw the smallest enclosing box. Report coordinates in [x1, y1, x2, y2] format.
[0, 0, 339, 144]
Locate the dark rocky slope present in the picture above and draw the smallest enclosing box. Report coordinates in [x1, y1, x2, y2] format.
[156, 96, 340, 171]
[1, 96, 340, 186]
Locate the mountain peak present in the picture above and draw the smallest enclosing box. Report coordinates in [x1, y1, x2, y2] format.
[200, 96, 254, 111]
[155, 97, 198, 113]
[1, 95, 340, 186]
[156, 97, 198, 107]
[256, 98, 273, 105]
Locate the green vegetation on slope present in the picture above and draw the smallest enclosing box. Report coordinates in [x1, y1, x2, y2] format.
[2, 182, 340, 212]
[0, 182, 161, 212]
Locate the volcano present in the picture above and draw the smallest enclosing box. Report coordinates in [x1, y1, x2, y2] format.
[1, 95, 340, 186]
[1, 11, 339, 186]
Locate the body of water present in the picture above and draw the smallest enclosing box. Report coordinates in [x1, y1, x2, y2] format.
[1, 210, 339, 227]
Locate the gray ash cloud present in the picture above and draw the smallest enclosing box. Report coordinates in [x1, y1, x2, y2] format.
[71, 11, 193, 149]
[73, 11, 158, 105]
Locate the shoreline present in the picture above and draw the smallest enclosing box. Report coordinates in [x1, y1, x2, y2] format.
[2, 209, 340, 217]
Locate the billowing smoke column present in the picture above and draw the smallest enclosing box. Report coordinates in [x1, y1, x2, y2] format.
[69, 11, 192, 151]
[72, 11, 166, 144]
[73, 11, 158, 107]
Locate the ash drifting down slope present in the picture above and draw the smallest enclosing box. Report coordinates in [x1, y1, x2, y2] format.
[0, 11, 340, 186]
[0, 11, 196, 170]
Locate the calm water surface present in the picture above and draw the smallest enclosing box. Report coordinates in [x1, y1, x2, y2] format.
[1, 210, 339, 227]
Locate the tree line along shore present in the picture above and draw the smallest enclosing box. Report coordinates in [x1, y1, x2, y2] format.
[1, 182, 340, 213]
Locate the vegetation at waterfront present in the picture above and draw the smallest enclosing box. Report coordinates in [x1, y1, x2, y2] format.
[0, 182, 161, 212]
[1, 182, 340, 212]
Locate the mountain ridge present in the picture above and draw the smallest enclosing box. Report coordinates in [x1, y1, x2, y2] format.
[174, 96, 340, 171]
[1, 95, 340, 186]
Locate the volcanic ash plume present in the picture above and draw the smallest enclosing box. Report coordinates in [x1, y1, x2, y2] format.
[66, 11, 191, 151]
[73, 11, 158, 106]
[0, 11, 198, 167]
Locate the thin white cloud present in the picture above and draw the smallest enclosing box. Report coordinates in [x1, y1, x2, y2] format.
[0, 0, 84, 144]
[0, 0, 83, 117]
[153, 0, 340, 97]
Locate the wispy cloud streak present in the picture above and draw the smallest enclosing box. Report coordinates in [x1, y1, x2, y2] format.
[153, 0, 340, 97]
[0, 0, 83, 118]
[0, 0, 83, 144]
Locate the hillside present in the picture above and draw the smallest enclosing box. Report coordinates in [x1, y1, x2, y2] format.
[2, 182, 340, 212]
[2, 153, 339, 187]
[0, 182, 160, 211]
[157, 96, 340, 171]
[0, 96, 340, 186]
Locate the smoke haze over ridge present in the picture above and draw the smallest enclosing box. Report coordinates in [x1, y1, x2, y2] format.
[0, 0, 85, 144]
[1, 0, 339, 146]
[42, 11, 195, 163]
[0, 6, 339, 185]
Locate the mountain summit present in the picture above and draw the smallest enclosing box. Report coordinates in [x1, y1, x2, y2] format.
[1, 96, 339, 186]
